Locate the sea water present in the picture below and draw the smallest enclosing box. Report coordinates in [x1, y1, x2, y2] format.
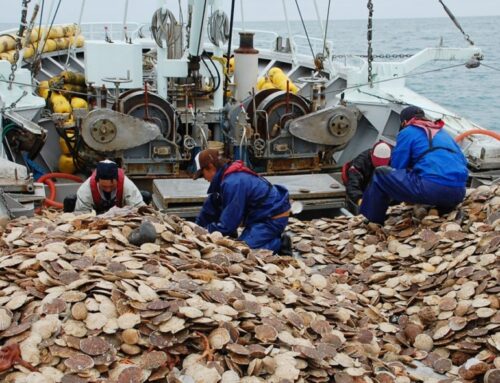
[237, 16, 500, 131]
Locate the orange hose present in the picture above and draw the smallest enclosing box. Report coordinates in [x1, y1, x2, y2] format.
[37, 172, 83, 184]
[454, 129, 500, 143]
[37, 173, 83, 209]
[42, 178, 62, 209]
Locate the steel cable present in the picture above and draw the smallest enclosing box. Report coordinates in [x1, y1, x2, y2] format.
[321, 0, 332, 59]
[438, 0, 474, 46]
[294, 0, 316, 60]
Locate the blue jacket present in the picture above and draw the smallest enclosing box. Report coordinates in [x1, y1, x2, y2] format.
[196, 162, 290, 236]
[391, 121, 468, 187]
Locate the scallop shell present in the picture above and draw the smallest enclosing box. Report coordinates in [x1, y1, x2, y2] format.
[477, 307, 495, 318]
[84, 313, 108, 330]
[61, 291, 87, 303]
[6, 293, 28, 310]
[117, 313, 141, 329]
[0, 308, 13, 331]
[140, 350, 168, 370]
[209, 327, 231, 349]
[158, 316, 185, 334]
[36, 251, 59, 261]
[121, 343, 141, 355]
[122, 329, 139, 345]
[71, 302, 88, 320]
[64, 353, 94, 372]
[43, 298, 67, 315]
[433, 358, 452, 374]
[68, 242, 88, 253]
[484, 369, 500, 383]
[63, 320, 87, 338]
[221, 370, 240, 383]
[433, 325, 451, 340]
[449, 316, 468, 331]
[413, 333, 433, 351]
[80, 336, 111, 355]
[185, 363, 221, 383]
[140, 243, 160, 254]
[309, 274, 327, 290]
[379, 323, 398, 333]
[179, 306, 203, 319]
[45, 242, 67, 254]
[110, 365, 143, 383]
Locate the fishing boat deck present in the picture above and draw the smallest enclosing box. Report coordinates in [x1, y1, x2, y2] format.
[153, 173, 346, 217]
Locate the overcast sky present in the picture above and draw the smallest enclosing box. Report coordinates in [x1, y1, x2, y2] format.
[1, 0, 499, 24]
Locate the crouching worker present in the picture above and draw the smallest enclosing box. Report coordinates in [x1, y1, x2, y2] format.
[360, 105, 468, 225]
[193, 149, 291, 254]
[342, 141, 392, 213]
[65, 160, 149, 214]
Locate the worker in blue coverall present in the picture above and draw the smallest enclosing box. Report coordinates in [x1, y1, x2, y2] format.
[193, 149, 292, 254]
[360, 105, 468, 225]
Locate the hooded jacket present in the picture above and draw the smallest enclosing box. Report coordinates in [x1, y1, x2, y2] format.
[344, 149, 374, 203]
[196, 161, 290, 236]
[391, 118, 468, 187]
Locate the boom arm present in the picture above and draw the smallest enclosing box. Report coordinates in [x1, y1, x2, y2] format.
[346, 46, 483, 88]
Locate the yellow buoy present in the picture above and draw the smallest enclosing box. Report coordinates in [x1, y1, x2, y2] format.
[63, 24, 77, 37]
[69, 35, 85, 48]
[270, 71, 298, 94]
[54, 37, 69, 50]
[25, 29, 36, 43]
[64, 115, 75, 128]
[61, 70, 86, 86]
[30, 27, 42, 41]
[260, 81, 277, 90]
[38, 81, 50, 99]
[71, 97, 88, 110]
[59, 131, 74, 154]
[43, 39, 57, 52]
[0, 51, 15, 63]
[50, 92, 72, 114]
[58, 154, 75, 174]
[0, 35, 16, 54]
[229, 57, 235, 74]
[268, 67, 284, 82]
[48, 26, 64, 39]
[24, 46, 35, 59]
[256, 77, 266, 90]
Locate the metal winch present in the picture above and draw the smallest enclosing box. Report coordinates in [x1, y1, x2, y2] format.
[227, 88, 358, 173]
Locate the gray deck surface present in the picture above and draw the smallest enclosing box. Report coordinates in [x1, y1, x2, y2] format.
[153, 174, 345, 206]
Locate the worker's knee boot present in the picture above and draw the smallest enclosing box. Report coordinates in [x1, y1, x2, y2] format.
[140, 190, 152, 205]
[63, 194, 77, 212]
[279, 232, 293, 256]
[128, 221, 157, 246]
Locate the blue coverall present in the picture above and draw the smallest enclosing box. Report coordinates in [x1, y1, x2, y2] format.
[360, 122, 468, 224]
[196, 162, 290, 253]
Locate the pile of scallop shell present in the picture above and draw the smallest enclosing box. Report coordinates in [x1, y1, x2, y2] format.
[287, 185, 500, 383]
[0, 185, 497, 383]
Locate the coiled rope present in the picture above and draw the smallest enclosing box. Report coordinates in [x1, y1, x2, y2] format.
[150, 7, 179, 49]
[207, 9, 229, 47]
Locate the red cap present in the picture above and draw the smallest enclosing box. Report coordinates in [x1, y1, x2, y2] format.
[371, 142, 392, 168]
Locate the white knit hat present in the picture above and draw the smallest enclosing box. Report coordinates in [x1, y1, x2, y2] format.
[371, 142, 391, 167]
